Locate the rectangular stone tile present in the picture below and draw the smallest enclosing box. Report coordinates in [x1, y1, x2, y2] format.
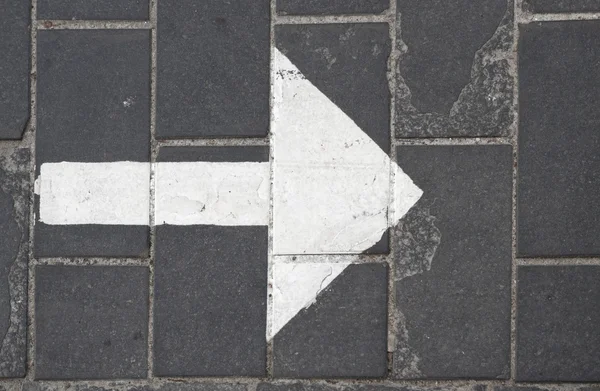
[23, 383, 250, 391]
[395, 0, 514, 137]
[394, 145, 512, 379]
[0, 148, 30, 377]
[153, 147, 268, 377]
[524, 0, 600, 12]
[35, 30, 150, 258]
[276, 0, 389, 15]
[517, 21, 600, 257]
[272, 264, 388, 378]
[258, 383, 486, 391]
[37, 0, 149, 20]
[517, 266, 600, 381]
[156, 0, 270, 138]
[0, 0, 30, 139]
[35, 265, 149, 379]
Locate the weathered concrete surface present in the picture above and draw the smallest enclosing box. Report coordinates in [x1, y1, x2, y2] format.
[0, 148, 30, 377]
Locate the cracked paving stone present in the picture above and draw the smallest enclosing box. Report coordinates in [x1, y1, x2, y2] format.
[395, 0, 514, 137]
[272, 264, 388, 378]
[156, 0, 270, 138]
[0, 148, 30, 377]
[153, 146, 268, 377]
[35, 266, 149, 380]
[276, 0, 389, 15]
[523, 0, 600, 12]
[35, 29, 150, 258]
[517, 266, 600, 381]
[517, 21, 600, 257]
[37, 0, 149, 20]
[276, 23, 391, 153]
[0, 0, 30, 140]
[393, 145, 512, 379]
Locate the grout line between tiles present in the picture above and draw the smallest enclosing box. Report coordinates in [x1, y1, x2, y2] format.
[274, 14, 391, 25]
[517, 258, 600, 266]
[26, 0, 38, 381]
[36, 20, 152, 29]
[147, 0, 158, 380]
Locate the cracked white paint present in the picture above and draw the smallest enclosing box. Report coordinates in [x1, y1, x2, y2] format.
[155, 162, 270, 226]
[36, 162, 150, 225]
[272, 48, 423, 254]
[270, 261, 350, 341]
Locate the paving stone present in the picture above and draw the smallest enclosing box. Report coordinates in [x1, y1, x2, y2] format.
[37, 0, 149, 20]
[394, 145, 512, 379]
[23, 383, 249, 391]
[516, 266, 600, 381]
[523, 0, 600, 12]
[156, 0, 270, 138]
[276, 0, 389, 15]
[154, 148, 268, 377]
[259, 384, 486, 391]
[395, 0, 513, 137]
[517, 21, 600, 257]
[495, 387, 600, 391]
[272, 264, 388, 378]
[35, 266, 149, 379]
[0, 148, 30, 377]
[0, 0, 30, 139]
[276, 24, 391, 152]
[35, 30, 150, 258]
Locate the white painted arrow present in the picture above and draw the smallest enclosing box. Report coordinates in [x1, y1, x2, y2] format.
[35, 49, 423, 340]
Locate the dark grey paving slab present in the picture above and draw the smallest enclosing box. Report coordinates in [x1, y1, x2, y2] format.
[37, 0, 149, 20]
[276, 0, 389, 15]
[0, 148, 30, 377]
[158, 146, 269, 163]
[516, 266, 600, 381]
[495, 387, 600, 391]
[524, 0, 600, 12]
[154, 225, 268, 376]
[273, 264, 388, 378]
[157, 0, 270, 138]
[276, 24, 390, 152]
[394, 145, 512, 379]
[518, 21, 600, 257]
[259, 384, 486, 391]
[395, 0, 513, 137]
[23, 383, 249, 391]
[35, 266, 149, 380]
[0, 0, 30, 140]
[35, 30, 150, 258]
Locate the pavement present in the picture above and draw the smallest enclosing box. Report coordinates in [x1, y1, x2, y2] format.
[0, 0, 599, 389]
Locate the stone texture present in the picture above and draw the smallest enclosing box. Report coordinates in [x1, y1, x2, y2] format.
[153, 225, 268, 376]
[0, 148, 30, 377]
[35, 266, 149, 379]
[276, 0, 389, 15]
[394, 145, 512, 379]
[517, 266, 600, 381]
[0, 0, 30, 139]
[157, 146, 269, 163]
[37, 0, 149, 20]
[276, 24, 391, 152]
[35, 30, 150, 257]
[273, 264, 388, 378]
[523, 0, 600, 12]
[258, 384, 486, 391]
[22, 383, 249, 391]
[395, 0, 514, 137]
[517, 21, 600, 257]
[156, 0, 270, 138]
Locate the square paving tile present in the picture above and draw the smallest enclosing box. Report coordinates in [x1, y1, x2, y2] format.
[394, 145, 512, 379]
[35, 29, 150, 258]
[517, 266, 600, 381]
[395, 0, 513, 137]
[272, 264, 388, 378]
[37, 0, 149, 20]
[35, 266, 149, 379]
[0, 0, 30, 139]
[518, 21, 600, 257]
[156, 0, 270, 138]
